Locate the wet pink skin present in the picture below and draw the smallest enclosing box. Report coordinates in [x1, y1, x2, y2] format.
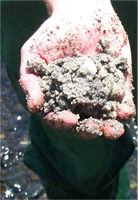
[74, 118, 124, 140]
[102, 121, 124, 139]
[20, 1, 135, 139]
[46, 111, 79, 130]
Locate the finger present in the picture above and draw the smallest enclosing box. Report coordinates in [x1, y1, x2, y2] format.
[19, 74, 44, 112]
[45, 111, 79, 130]
[116, 73, 136, 121]
[75, 117, 103, 139]
[102, 119, 124, 139]
[116, 40, 136, 120]
[117, 103, 136, 121]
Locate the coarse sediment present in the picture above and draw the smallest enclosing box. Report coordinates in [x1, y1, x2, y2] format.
[27, 53, 129, 122]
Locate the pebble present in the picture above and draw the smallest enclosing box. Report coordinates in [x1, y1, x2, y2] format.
[17, 116, 22, 121]
[130, 180, 137, 189]
[0, 133, 6, 139]
[80, 57, 97, 75]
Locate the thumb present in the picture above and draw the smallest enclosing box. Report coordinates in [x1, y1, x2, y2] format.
[19, 45, 44, 112]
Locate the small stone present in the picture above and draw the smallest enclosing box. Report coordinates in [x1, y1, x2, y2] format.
[102, 104, 111, 112]
[19, 137, 28, 145]
[130, 180, 137, 189]
[80, 57, 97, 76]
[0, 133, 6, 139]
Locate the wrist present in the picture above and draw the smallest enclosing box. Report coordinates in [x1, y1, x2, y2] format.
[45, 0, 111, 16]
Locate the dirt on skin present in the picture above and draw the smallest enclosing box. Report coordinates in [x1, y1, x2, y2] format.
[27, 47, 131, 138]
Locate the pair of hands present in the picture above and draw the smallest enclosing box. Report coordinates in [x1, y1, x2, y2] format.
[20, 0, 135, 139]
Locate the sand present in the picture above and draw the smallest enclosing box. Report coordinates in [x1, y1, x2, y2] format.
[27, 52, 128, 118]
[26, 46, 132, 138]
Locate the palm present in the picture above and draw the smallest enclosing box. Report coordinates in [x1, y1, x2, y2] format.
[20, 5, 135, 139]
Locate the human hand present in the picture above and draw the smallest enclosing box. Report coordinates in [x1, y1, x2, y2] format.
[20, 0, 135, 139]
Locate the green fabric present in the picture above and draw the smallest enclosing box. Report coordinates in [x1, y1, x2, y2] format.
[24, 114, 132, 199]
[24, 143, 115, 199]
[26, 114, 112, 196]
[115, 164, 130, 199]
[1, 0, 136, 198]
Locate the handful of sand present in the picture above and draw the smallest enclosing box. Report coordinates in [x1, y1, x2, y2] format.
[27, 53, 132, 139]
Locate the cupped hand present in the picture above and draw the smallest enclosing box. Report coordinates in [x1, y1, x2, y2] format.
[20, 0, 135, 139]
